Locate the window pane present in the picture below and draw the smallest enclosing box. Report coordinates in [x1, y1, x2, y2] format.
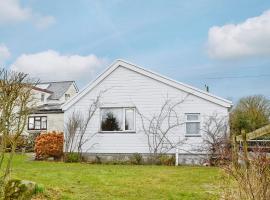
[187, 114, 199, 121]
[41, 117, 47, 129]
[125, 109, 134, 130]
[28, 117, 34, 129]
[35, 120, 41, 130]
[41, 94, 45, 102]
[186, 122, 200, 135]
[65, 94, 70, 101]
[101, 108, 123, 131]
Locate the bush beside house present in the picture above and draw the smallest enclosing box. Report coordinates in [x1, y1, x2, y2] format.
[34, 131, 64, 160]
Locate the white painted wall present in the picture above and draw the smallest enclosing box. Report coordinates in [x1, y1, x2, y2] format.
[58, 84, 78, 103]
[25, 113, 64, 135]
[31, 90, 51, 106]
[64, 66, 229, 154]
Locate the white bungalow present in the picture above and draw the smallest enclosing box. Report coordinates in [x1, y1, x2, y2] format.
[62, 60, 232, 164]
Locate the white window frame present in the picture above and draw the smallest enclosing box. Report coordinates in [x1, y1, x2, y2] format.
[185, 113, 201, 137]
[99, 107, 136, 133]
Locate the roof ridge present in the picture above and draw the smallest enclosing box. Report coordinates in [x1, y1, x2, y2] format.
[40, 80, 75, 84]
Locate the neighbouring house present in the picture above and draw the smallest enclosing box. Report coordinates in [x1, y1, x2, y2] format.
[62, 60, 233, 164]
[25, 81, 78, 136]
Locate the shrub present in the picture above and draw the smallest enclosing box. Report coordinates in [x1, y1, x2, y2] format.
[25, 132, 41, 152]
[34, 131, 64, 160]
[222, 151, 270, 200]
[0, 135, 27, 152]
[158, 155, 175, 166]
[4, 179, 37, 200]
[129, 153, 143, 165]
[64, 152, 80, 163]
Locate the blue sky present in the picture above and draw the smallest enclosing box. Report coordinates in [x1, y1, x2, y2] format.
[0, 0, 270, 103]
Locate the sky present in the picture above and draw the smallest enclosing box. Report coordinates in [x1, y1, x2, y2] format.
[0, 0, 270, 103]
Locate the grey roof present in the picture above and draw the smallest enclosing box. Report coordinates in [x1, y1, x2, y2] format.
[32, 103, 64, 114]
[41, 81, 75, 100]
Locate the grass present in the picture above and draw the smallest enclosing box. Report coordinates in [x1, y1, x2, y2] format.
[9, 154, 221, 200]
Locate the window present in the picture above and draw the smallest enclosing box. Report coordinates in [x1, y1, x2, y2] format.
[185, 113, 200, 136]
[100, 108, 135, 132]
[125, 108, 134, 131]
[28, 116, 47, 130]
[41, 93, 45, 102]
[65, 94, 71, 101]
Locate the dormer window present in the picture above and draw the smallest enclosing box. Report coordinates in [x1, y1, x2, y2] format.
[41, 93, 45, 102]
[65, 94, 71, 101]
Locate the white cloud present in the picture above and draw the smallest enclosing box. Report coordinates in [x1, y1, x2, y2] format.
[0, 0, 55, 28]
[0, 44, 11, 65]
[11, 50, 107, 82]
[207, 10, 270, 60]
[0, 0, 31, 23]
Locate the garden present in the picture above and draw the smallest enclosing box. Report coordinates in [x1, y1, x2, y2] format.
[11, 154, 220, 200]
[0, 69, 269, 200]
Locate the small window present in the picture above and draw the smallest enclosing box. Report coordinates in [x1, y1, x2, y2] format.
[100, 108, 135, 132]
[186, 113, 200, 136]
[41, 93, 45, 102]
[65, 94, 71, 101]
[28, 116, 47, 130]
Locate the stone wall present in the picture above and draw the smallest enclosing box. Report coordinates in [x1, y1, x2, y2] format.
[82, 153, 208, 165]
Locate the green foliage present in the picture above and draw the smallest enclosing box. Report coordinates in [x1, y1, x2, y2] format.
[34, 184, 45, 194]
[129, 153, 143, 165]
[64, 152, 80, 163]
[230, 95, 270, 135]
[3, 179, 37, 200]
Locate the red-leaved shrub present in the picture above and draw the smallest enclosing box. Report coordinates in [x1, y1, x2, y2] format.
[34, 131, 64, 160]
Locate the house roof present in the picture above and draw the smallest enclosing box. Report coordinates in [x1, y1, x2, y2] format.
[38, 81, 78, 100]
[31, 103, 64, 114]
[62, 59, 233, 110]
[32, 86, 53, 94]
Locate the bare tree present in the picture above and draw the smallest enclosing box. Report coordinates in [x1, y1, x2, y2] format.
[199, 114, 229, 165]
[137, 96, 188, 163]
[64, 111, 81, 154]
[64, 92, 103, 161]
[0, 68, 37, 192]
[221, 129, 270, 200]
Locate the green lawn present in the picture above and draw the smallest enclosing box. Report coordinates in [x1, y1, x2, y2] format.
[10, 154, 221, 200]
